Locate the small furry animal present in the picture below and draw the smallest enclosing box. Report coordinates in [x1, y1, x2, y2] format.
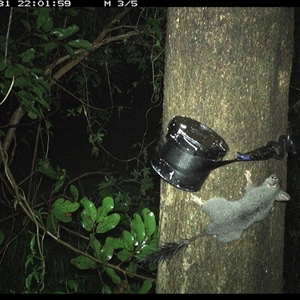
[140, 170, 290, 265]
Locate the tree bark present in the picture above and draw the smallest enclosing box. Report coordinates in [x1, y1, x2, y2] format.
[156, 7, 293, 293]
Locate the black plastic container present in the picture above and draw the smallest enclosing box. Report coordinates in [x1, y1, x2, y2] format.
[151, 116, 229, 192]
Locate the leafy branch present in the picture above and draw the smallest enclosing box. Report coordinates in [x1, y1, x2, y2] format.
[0, 8, 136, 163]
[0, 140, 156, 288]
[0, 7, 165, 293]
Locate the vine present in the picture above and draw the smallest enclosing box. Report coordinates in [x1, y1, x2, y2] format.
[0, 7, 166, 293]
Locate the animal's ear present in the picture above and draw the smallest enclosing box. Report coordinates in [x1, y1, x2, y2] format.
[276, 191, 290, 201]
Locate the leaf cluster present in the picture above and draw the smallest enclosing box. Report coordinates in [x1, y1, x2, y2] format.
[46, 185, 158, 294]
[0, 7, 165, 294]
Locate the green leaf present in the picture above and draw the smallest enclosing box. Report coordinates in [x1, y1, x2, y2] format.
[14, 76, 32, 88]
[80, 197, 97, 231]
[135, 233, 158, 261]
[30, 68, 45, 77]
[101, 237, 114, 261]
[18, 82, 50, 115]
[35, 7, 52, 28]
[112, 237, 124, 250]
[64, 279, 78, 292]
[29, 234, 35, 252]
[21, 19, 31, 31]
[25, 253, 33, 270]
[122, 230, 134, 251]
[51, 198, 80, 223]
[117, 249, 132, 262]
[142, 209, 156, 237]
[137, 280, 152, 294]
[17, 90, 31, 101]
[42, 17, 53, 32]
[25, 273, 34, 292]
[15, 63, 29, 75]
[4, 64, 23, 78]
[44, 41, 58, 53]
[46, 212, 58, 235]
[18, 97, 40, 119]
[28, 111, 38, 119]
[102, 284, 112, 294]
[70, 185, 79, 202]
[71, 255, 96, 270]
[96, 196, 114, 222]
[36, 78, 51, 93]
[64, 44, 76, 59]
[32, 33, 48, 42]
[33, 270, 40, 283]
[53, 169, 66, 193]
[90, 237, 102, 260]
[131, 213, 145, 244]
[29, 84, 44, 99]
[105, 267, 121, 284]
[19, 96, 40, 119]
[52, 198, 78, 213]
[67, 39, 93, 50]
[91, 72, 101, 87]
[50, 25, 79, 41]
[96, 213, 120, 233]
[125, 261, 137, 275]
[45, 120, 51, 130]
[38, 159, 60, 180]
[53, 198, 80, 213]
[65, 8, 79, 16]
[30, 85, 50, 110]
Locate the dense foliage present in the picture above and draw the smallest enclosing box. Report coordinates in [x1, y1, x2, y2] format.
[0, 7, 165, 293]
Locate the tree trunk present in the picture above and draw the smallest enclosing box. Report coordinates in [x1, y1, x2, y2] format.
[156, 7, 293, 293]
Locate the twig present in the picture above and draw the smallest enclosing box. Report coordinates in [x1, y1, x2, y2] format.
[4, 7, 13, 65]
[0, 76, 14, 106]
[0, 142, 155, 282]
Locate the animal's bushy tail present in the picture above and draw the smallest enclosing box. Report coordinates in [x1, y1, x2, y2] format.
[139, 233, 205, 265]
[139, 240, 190, 265]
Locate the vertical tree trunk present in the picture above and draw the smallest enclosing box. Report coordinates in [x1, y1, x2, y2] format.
[156, 7, 293, 293]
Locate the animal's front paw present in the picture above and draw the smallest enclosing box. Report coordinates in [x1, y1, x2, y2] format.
[244, 170, 252, 185]
[191, 194, 203, 207]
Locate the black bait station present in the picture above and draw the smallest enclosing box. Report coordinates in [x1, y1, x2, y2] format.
[151, 116, 296, 192]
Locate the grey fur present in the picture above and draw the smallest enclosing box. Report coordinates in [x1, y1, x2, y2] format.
[191, 170, 290, 242]
[139, 170, 290, 265]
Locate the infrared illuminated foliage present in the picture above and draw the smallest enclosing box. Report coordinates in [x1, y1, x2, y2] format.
[0, 6, 165, 294]
[47, 185, 158, 293]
